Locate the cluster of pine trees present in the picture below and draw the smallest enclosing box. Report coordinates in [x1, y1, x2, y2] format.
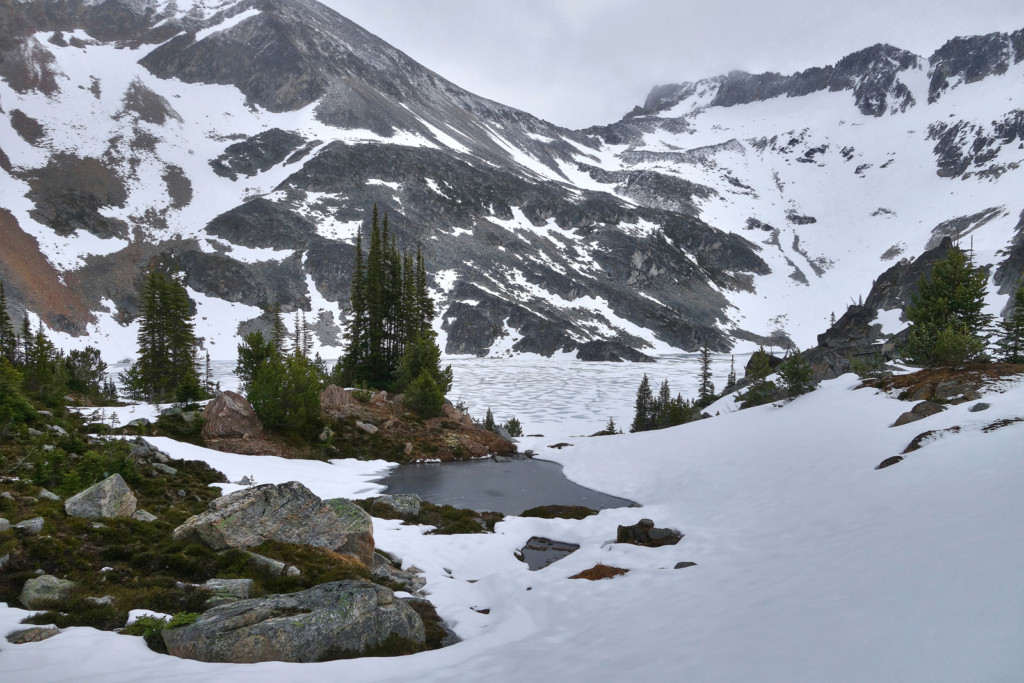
[0, 281, 114, 437]
[901, 246, 1024, 367]
[119, 270, 213, 403]
[332, 206, 452, 416]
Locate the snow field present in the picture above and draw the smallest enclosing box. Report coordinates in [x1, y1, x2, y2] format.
[3, 371, 1022, 681]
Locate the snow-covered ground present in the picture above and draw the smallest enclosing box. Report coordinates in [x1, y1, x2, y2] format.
[3, 371, 1023, 682]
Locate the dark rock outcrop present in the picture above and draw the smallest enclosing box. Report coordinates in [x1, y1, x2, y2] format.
[162, 581, 424, 663]
[615, 519, 683, 547]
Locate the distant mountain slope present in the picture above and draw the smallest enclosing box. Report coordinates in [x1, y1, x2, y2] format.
[0, 0, 1021, 361]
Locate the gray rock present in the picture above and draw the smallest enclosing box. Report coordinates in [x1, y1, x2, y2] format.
[85, 595, 114, 606]
[64, 473, 137, 519]
[0, 554, 9, 570]
[355, 421, 378, 435]
[0, 518, 10, 532]
[372, 564, 427, 594]
[0, 491, 13, 500]
[616, 518, 683, 547]
[38, 488, 61, 501]
[42, 444, 55, 452]
[131, 509, 158, 522]
[674, 561, 698, 569]
[202, 578, 253, 608]
[892, 400, 946, 427]
[27, 428, 43, 437]
[14, 517, 45, 535]
[323, 498, 375, 564]
[285, 565, 301, 577]
[161, 581, 424, 663]
[152, 463, 178, 476]
[175, 482, 375, 565]
[20, 575, 76, 609]
[48, 425, 68, 437]
[6, 626, 62, 644]
[235, 475, 254, 486]
[240, 550, 287, 576]
[969, 402, 991, 412]
[371, 493, 421, 519]
[201, 391, 263, 440]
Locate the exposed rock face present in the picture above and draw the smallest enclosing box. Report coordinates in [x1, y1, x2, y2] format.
[20, 575, 75, 609]
[6, 626, 62, 644]
[892, 401, 946, 427]
[201, 391, 263, 440]
[173, 482, 374, 565]
[161, 581, 424, 663]
[64, 473, 137, 519]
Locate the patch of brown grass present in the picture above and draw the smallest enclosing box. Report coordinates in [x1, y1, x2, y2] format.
[865, 363, 1024, 398]
[569, 564, 629, 581]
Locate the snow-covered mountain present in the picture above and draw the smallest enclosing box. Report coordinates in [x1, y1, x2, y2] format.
[1, 0, 1022, 361]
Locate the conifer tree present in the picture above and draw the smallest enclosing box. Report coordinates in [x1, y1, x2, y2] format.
[900, 247, 992, 367]
[122, 269, 202, 402]
[737, 347, 777, 408]
[995, 281, 1024, 363]
[484, 407, 496, 432]
[778, 348, 814, 398]
[630, 374, 655, 432]
[655, 378, 672, 428]
[725, 355, 737, 393]
[0, 281, 17, 364]
[698, 344, 715, 406]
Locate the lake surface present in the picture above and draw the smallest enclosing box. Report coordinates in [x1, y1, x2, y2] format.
[374, 457, 636, 516]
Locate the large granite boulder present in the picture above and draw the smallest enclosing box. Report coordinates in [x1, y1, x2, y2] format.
[320, 384, 360, 421]
[173, 482, 375, 565]
[161, 581, 424, 663]
[64, 473, 137, 519]
[20, 575, 76, 609]
[202, 391, 263, 440]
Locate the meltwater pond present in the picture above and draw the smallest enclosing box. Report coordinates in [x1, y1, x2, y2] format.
[375, 457, 636, 516]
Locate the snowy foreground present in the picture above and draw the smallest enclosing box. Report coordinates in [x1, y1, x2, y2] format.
[2, 373, 1024, 682]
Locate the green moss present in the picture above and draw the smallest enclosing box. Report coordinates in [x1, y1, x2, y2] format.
[520, 505, 598, 520]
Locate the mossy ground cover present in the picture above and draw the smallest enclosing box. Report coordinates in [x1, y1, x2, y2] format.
[353, 498, 504, 534]
[0, 413, 424, 641]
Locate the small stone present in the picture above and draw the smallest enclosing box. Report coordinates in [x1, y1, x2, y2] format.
[355, 421, 379, 435]
[177, 490, 187, 497]
[38, 489, 61, 501]
[0, 554, 9, 569]
[285, 565, 301, 577]
[132, 509, 158, 522]
[48, 425, 68, 437]
[0, 491, 14, 500]
[674, 561, 698, 569]
[27, 428, 44, 437]
[875, 455, 904, 469]
[152, 463, 178, 476]
[6, 627, 62, 644]
[969, 402, 991, 413]
[0, 518, 10, 532]
[404, 442, 413, 455]
[240, 550, 287, 576]
[42, 444, 55, 452]
[14, 517, 45, 535]
[235, 476, 254, 486]
[85, 595, 114, 606]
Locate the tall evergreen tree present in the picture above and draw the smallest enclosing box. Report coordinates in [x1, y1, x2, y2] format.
[630, 374, 655, 433]
[900, 247, 992, 367]
[122, 269, 201, 401]
[777, 348, 814, 398]
[698, 344, 715, 406]
[995, 280, 1024, 363]
[725, 355, 737, 393]
[0, 281, 17, 364]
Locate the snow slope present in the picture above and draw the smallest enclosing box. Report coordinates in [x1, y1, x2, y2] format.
[2, 372, 1022, 682]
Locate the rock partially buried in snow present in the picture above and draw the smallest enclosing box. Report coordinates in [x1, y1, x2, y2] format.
[64, 473, 137, 519]
[20, 574, 76, 609]
[6, 627, 62, 644]
[173, 482, 375, 565]
[201, 391, 263, 440]
[891, 400, 945, 427]
[875, 455, 904, 470]
[616, 519, 683, 547]
[161, 581, 424, 663]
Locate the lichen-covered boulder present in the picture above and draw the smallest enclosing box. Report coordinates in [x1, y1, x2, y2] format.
[202, 391, 262, 440]
[371, 493, 421, 519]
[173, 482, 374, 565]
[615, 518, 683, 547]
[320, 384, 359, 421]
[64, 473, 137, 519]
[20, 575, 75, 609]
[162, 581, 424, 663]
[323, 498, 375, 565]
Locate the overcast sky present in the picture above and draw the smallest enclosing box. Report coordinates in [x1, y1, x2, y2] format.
[322, 0, 1024, 129]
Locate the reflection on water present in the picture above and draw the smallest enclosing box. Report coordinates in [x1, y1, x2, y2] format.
[375, 457, 636, 516]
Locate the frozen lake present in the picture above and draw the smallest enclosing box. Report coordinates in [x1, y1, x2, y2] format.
[111, 353, 747, 439]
